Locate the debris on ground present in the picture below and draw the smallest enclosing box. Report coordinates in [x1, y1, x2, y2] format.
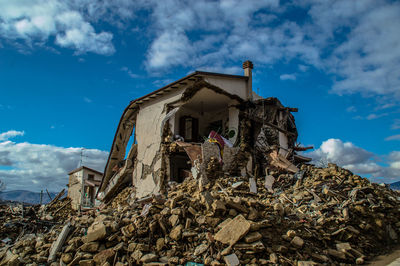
[0, 190, 75, 255]
[1, 163, 399, 265]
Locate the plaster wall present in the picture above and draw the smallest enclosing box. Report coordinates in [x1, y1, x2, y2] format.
[82, 169, 102, 181]
[228, 107, 240, 144]
[133, 88, 185, 198]
[203, 77, 247, 99]
[68, 171, 82, 210]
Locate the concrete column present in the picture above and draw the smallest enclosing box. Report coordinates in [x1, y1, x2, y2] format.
[228, 106, 239, 144]
[242, 60, 253, 100]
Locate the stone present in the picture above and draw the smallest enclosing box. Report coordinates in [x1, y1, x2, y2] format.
[297, 261, 317, 266]
[247, 208, 258, 221]
[93, 248, 115, 265]
[342, 208, 349, 220]
[249, 177, 257, 193]
[290, 236, 304, 248]
[128, 242, 137, 252]
[226, 200, 248, 213]
[201, 191, 214, 208]
[356, 257, 364, 264]
[156, 238, 165, 251]
[131, 250, 143, 262]
[169, 224, 183, 241]
[270, 253, 278, 264]
[205, 217, 221, 227]
[388, 224, 398, 240]
[121, 224, 135, 237]
[264, 175, 275, 192]
[228, 209, 237, 216]
[194, 243, 209, 256]
[217, 218, 232, 229]
[79, 259, 94, 266]
[61, 253, 73, 264]
[231, 181, 243, 189]
[196, 215, 206, 225]
[286, 230, 296, 238]
[310, 253, 329, 262]
[212, 200, 226, 214]
[327, 249, 346, 260]
[224, 253, 240, 266]
[214, 215, 251, 246]
[273, 202, 284, 216]
[169, 215, 179, 227]
[80, 242, 99, 253]
[336, 242, 351, 251]
[136, 243, 150, 252]
[244, 232, 262, 243]
[221, 246, 232, 256]
[87, 222, 107, 242]
[140, 253, 158, 263]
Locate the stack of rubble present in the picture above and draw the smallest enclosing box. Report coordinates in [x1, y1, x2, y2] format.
[41, 197, 75, 222]
[1, 163, 400, 265]
[0, 191, 74, 251]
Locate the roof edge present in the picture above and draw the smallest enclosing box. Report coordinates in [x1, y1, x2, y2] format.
[130, 71, 247, 105]
[68, 166, 103, 176]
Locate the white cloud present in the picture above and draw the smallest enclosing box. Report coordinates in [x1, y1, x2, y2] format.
[0, 0, 115, 55]
[147, 30, 192, 70]
[391, 119, 400, 130]
[280, 74, 296, 81]
[2, 0, 400, 105]
[307, 138, 400, 183]
[346, 106, 356, 113]
[305, 0, 400, 102]
[385, 134, 400, 141]
[298, 64, 309, 72]
[0, 131, 108, 192]
[138, 0, 400, 106]
[121, 66, 139, 78]
[0, 130, 24, 141]
[83, 97, 92, 103]
[366, 113, 388, 120]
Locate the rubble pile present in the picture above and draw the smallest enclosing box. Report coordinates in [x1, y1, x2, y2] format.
[0, 192, 74, 250]
[42, 197, 75, 222]
[2, 163, 399, 265]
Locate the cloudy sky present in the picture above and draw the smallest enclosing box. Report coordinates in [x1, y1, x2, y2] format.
[0, 0, 399, 192]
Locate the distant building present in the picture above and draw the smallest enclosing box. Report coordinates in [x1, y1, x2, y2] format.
[67, 166, 103, 210]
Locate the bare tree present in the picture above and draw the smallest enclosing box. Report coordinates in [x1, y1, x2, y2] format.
[0, 179, 5, 201]
[0, 179, 5, 192]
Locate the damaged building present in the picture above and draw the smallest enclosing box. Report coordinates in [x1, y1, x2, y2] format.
[97, 61, 311, 202]
[68, 166, 103, 210]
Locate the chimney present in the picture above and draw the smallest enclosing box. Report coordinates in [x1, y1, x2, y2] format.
[243, 60, 253, 100]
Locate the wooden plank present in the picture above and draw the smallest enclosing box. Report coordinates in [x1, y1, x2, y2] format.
[244, 114, 296, 136]
[48, 222, 72, 263]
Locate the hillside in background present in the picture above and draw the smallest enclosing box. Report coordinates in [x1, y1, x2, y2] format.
[0, 190, 58, 204]
[390, 181, 400, 190]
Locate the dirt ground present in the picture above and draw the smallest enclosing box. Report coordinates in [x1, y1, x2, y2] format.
[369, 246, 400, 265]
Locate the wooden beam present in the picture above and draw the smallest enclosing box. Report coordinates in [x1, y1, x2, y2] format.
[244, 114, 297, 136]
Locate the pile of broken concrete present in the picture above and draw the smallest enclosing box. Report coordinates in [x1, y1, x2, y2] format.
[2, 163, 400, 265]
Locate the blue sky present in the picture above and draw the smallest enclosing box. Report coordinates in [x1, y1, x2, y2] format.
[0, 0, 399, 192]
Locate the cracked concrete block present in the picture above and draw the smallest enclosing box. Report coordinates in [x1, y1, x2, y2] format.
[202, 142, 220, 163]
[222, 146, 239, 172]
[153, 159, 162, 172]
[135, 173, 159, 199]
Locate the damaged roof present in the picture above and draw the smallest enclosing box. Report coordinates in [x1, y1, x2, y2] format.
[98, 71, 248, 194]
